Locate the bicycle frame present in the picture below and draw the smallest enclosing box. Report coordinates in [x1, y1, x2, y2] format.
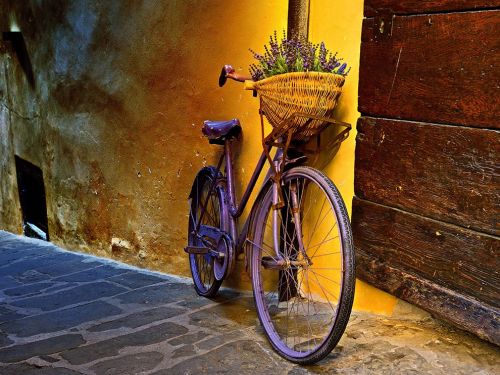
[194, 112, 351, 243]
[194, 140, 288, 249]
[220, 141, 275, 254]
[191, 115, 351, 273]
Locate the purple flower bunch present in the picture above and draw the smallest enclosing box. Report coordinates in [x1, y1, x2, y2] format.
[249, 30, 350, 81]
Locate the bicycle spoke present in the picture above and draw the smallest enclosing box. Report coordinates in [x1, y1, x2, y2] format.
[284, 270, 319, 353]
[308, 270, 338, 311]
[247, 238, 281, 261]
[309, 269, 341, 298]
[307, 237, 340, 254]
[305, 196, 328, 249]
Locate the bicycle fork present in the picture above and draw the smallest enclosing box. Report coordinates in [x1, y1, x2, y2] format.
[269, 159, 311, 270]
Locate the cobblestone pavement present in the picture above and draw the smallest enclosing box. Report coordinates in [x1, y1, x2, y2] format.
[0, 231, 498, 374]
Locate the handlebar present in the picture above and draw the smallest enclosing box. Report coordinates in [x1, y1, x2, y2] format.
[218, 64, 252, 87]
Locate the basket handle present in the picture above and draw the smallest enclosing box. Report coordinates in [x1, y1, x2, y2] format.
[289, 112, 351, 131]
[294, 113, 351, 152]
[283, 112, 351, 150]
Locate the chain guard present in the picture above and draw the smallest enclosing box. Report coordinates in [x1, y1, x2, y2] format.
[213, 234, 234, 281]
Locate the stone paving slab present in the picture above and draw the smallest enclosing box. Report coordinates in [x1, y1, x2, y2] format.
[53, 265, 128, 283]
[0, 230, 498, 375]
[4, 281, 56, 297]
[0, 334, 85, 363]
[0, 300, 123, 338]
[11, 282, 128, 311]
[61, 322, 188, 365]
[87, 306, 186, 332]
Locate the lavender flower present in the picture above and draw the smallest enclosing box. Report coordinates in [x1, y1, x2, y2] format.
[249, 30, 350, 80]
[250, 64, 265, 81]
[337, 63, 347, 75]
[319, 42, 328, 71]
[269, 31, 280, 58]
[303, 43, 317, 71]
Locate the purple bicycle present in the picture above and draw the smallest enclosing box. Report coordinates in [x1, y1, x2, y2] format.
[185, 66, 355, 364]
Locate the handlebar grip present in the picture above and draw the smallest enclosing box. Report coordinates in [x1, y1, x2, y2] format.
[219, 65, 235, 87]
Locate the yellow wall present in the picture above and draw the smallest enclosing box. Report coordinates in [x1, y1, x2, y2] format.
[309, 0, 398, 314]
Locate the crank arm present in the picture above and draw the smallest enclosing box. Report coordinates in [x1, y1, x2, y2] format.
[184, 246, 225, 259]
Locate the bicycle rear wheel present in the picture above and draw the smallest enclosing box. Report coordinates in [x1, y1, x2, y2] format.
[249, 166, 355, 364]
[188, 167, 225, 297]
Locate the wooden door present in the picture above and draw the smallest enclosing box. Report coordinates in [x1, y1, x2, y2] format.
[353, 1, 500, 344]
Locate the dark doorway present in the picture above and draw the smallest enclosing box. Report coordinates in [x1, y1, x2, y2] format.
[14, 156, 49, 240]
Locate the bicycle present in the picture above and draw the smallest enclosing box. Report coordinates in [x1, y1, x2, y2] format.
[185, 65, 355, 364]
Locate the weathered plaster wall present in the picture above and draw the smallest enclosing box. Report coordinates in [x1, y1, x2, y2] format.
[0, 1, 397, 314]
[0, 0, 291, 270]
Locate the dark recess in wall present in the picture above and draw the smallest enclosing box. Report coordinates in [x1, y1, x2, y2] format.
[14, 156, 49, 240]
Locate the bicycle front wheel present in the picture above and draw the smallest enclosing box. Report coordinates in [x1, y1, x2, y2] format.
[249, 166, 355, 364]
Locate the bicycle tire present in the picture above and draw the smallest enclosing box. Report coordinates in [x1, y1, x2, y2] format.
[249, 166, 355, 364]
[187, 167, 226, 297]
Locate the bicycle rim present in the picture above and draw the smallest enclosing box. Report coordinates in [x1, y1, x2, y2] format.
[250, 166, 355, 364]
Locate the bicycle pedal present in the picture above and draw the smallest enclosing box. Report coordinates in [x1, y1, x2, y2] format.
[184, 246, 210, 255]
[211, 250, 225, 259]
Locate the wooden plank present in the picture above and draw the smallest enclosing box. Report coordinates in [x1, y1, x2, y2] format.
[359, 10, 500, 128]
[355, 247, 500, 345]
[354, 117, 500, 236]
[364, 0, 500, 17]
[351, 198, 500, 309]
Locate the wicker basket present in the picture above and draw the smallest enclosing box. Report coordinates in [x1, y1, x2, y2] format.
[246, 72, 345, 140]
